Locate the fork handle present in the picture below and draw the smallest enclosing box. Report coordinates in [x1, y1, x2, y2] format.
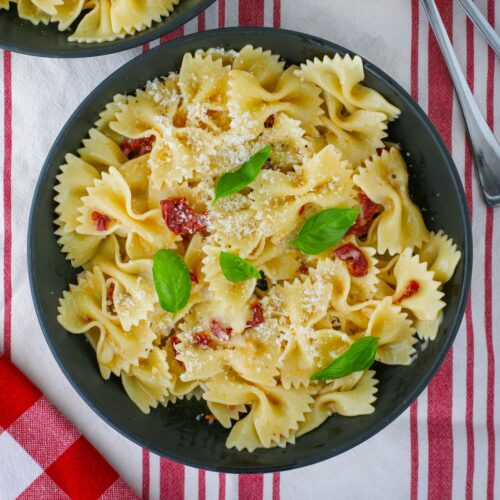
[421, 0, 500, 207]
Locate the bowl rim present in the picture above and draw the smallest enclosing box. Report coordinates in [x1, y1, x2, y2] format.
[28, 26, 473, 473]
[0, 0, 216, 58]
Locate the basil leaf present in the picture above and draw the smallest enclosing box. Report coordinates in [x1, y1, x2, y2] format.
[219, 252, 261, 282]
[153, 249, 191, 314]
[214, 145, 271, 203]
[292, 207, 359, 254]
[311, 336, 378, 381]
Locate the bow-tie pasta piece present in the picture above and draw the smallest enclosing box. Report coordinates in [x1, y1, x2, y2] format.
[110, 77, 181, 139]
[419, 230, 461, 284]
[201, 245, 256, 332]
[110, 0, 179, 34]
[296, 54, 400, 119]
[88, 236, 156, 331]
[178, 52, 230, 131]
[206, 402, 247, 429]
[16, 0, 51, 24]
[76, 166, 178, 256]
[232, 45, 285, 91]
[228, 66, 323, 136]
[354, 148, 429, 254]
[52, 0, 85, 30]
[365, 298, 417, 365]
[227, 324, 282, 387]
[78, 128, 127, 170]
[414, 311, 443, 341]
[297, 370, 377, 437]
[117, 155, 150, 213]
[57, 268, 156, 379]
[54, 154, 102, 267]
[319, 93, 388, 166]
[68, 0, 125, 43]
[392, 248, 445, 321]
[203, 372, 313, 451]
[121, 347, 173, 413]
[95, 94, 127, 144]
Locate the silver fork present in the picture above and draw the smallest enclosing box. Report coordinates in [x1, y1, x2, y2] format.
[420, 0, 500, 207]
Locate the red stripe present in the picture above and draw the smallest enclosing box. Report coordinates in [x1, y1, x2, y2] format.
[272, 472, 280, 500]
[160, 26, 184, 45]
[160, 459, 184, 500]
[426, 1, 454, 498]
[238, 475, 263, 500]
[142, 449, 150, 500]
[273, 0, 281, 28]
[239, 0, 264, 26]
[409, 3, 419, 499]
[198, 469, 206, 500]
[2, 50, 12, 359]
[485, 3, 496, 498]
[218, 0, 225, 27]
[218, 473, 226, 500]
[143, 43, 150, 53]
[464, 13, 475, 500]
[198, 11, 206, 31]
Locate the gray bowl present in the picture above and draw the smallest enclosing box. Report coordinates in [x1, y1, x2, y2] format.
[28, 27, 472, 473]
[0, 0, 215, 57]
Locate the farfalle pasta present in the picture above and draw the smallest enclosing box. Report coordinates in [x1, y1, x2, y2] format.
[1, 0, 180, 43]
[54, 46, 461, 451]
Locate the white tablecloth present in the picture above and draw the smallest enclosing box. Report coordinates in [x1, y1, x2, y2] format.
[1, 0, 499, 498]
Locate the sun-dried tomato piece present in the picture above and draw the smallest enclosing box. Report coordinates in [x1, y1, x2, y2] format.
[106, 282, 115, 304]
[264, 114, 275, 128]
[246, 302, 264, 329]
[120, 135, 156, 160]
[298, 205, 306, 216]
[209, 320, 233, 340]
[91, 211, 111, 231]
[192, 332, 213, 348]
[204, 414, 217, 421]
[170, 335, 181, 347]
[160, 197, 207, 236]
[334, 242, 369, 277]
[393, 280, 420, 304]
[347, 191, 383, 236]
[189, 271, 199, 284]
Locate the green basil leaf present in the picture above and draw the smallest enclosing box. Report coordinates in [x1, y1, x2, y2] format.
[311, 336, 378, 381]
[214, 145, 271, 203]
[219, 251, 261, 282]
[153, 249, 191, 314]
[292, 207, 359, 254]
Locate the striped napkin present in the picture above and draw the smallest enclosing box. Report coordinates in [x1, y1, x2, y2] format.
[1, 0, 498, 498]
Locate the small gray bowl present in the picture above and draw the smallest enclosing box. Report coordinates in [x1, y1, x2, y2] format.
[0, 0, 215, 57]
[28, 27, 472, 473]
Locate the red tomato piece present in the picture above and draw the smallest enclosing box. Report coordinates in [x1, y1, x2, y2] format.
[91, 211, 111, 231]
[192, 332, 213, 348]
[245, 302, 265, 329]
[347, 191, 383, 236]
[120, 135, 156, 160]
[189, 271, 199, 284]
[334, 242, 369, 277]
[209, 320, 233, 340]
[160, 197, 207, 236]
[394, 280, 420, 304]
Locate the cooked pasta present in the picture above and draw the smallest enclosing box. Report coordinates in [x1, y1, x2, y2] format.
[1, 0, 180, 43]
[54, 46, 461, 451]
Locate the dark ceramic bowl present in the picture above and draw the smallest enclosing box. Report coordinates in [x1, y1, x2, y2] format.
[0, 0, 215, 57]
[28, 27, 472, 473]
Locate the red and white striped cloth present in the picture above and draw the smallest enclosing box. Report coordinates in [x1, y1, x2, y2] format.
[1, 0, 499, 498]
